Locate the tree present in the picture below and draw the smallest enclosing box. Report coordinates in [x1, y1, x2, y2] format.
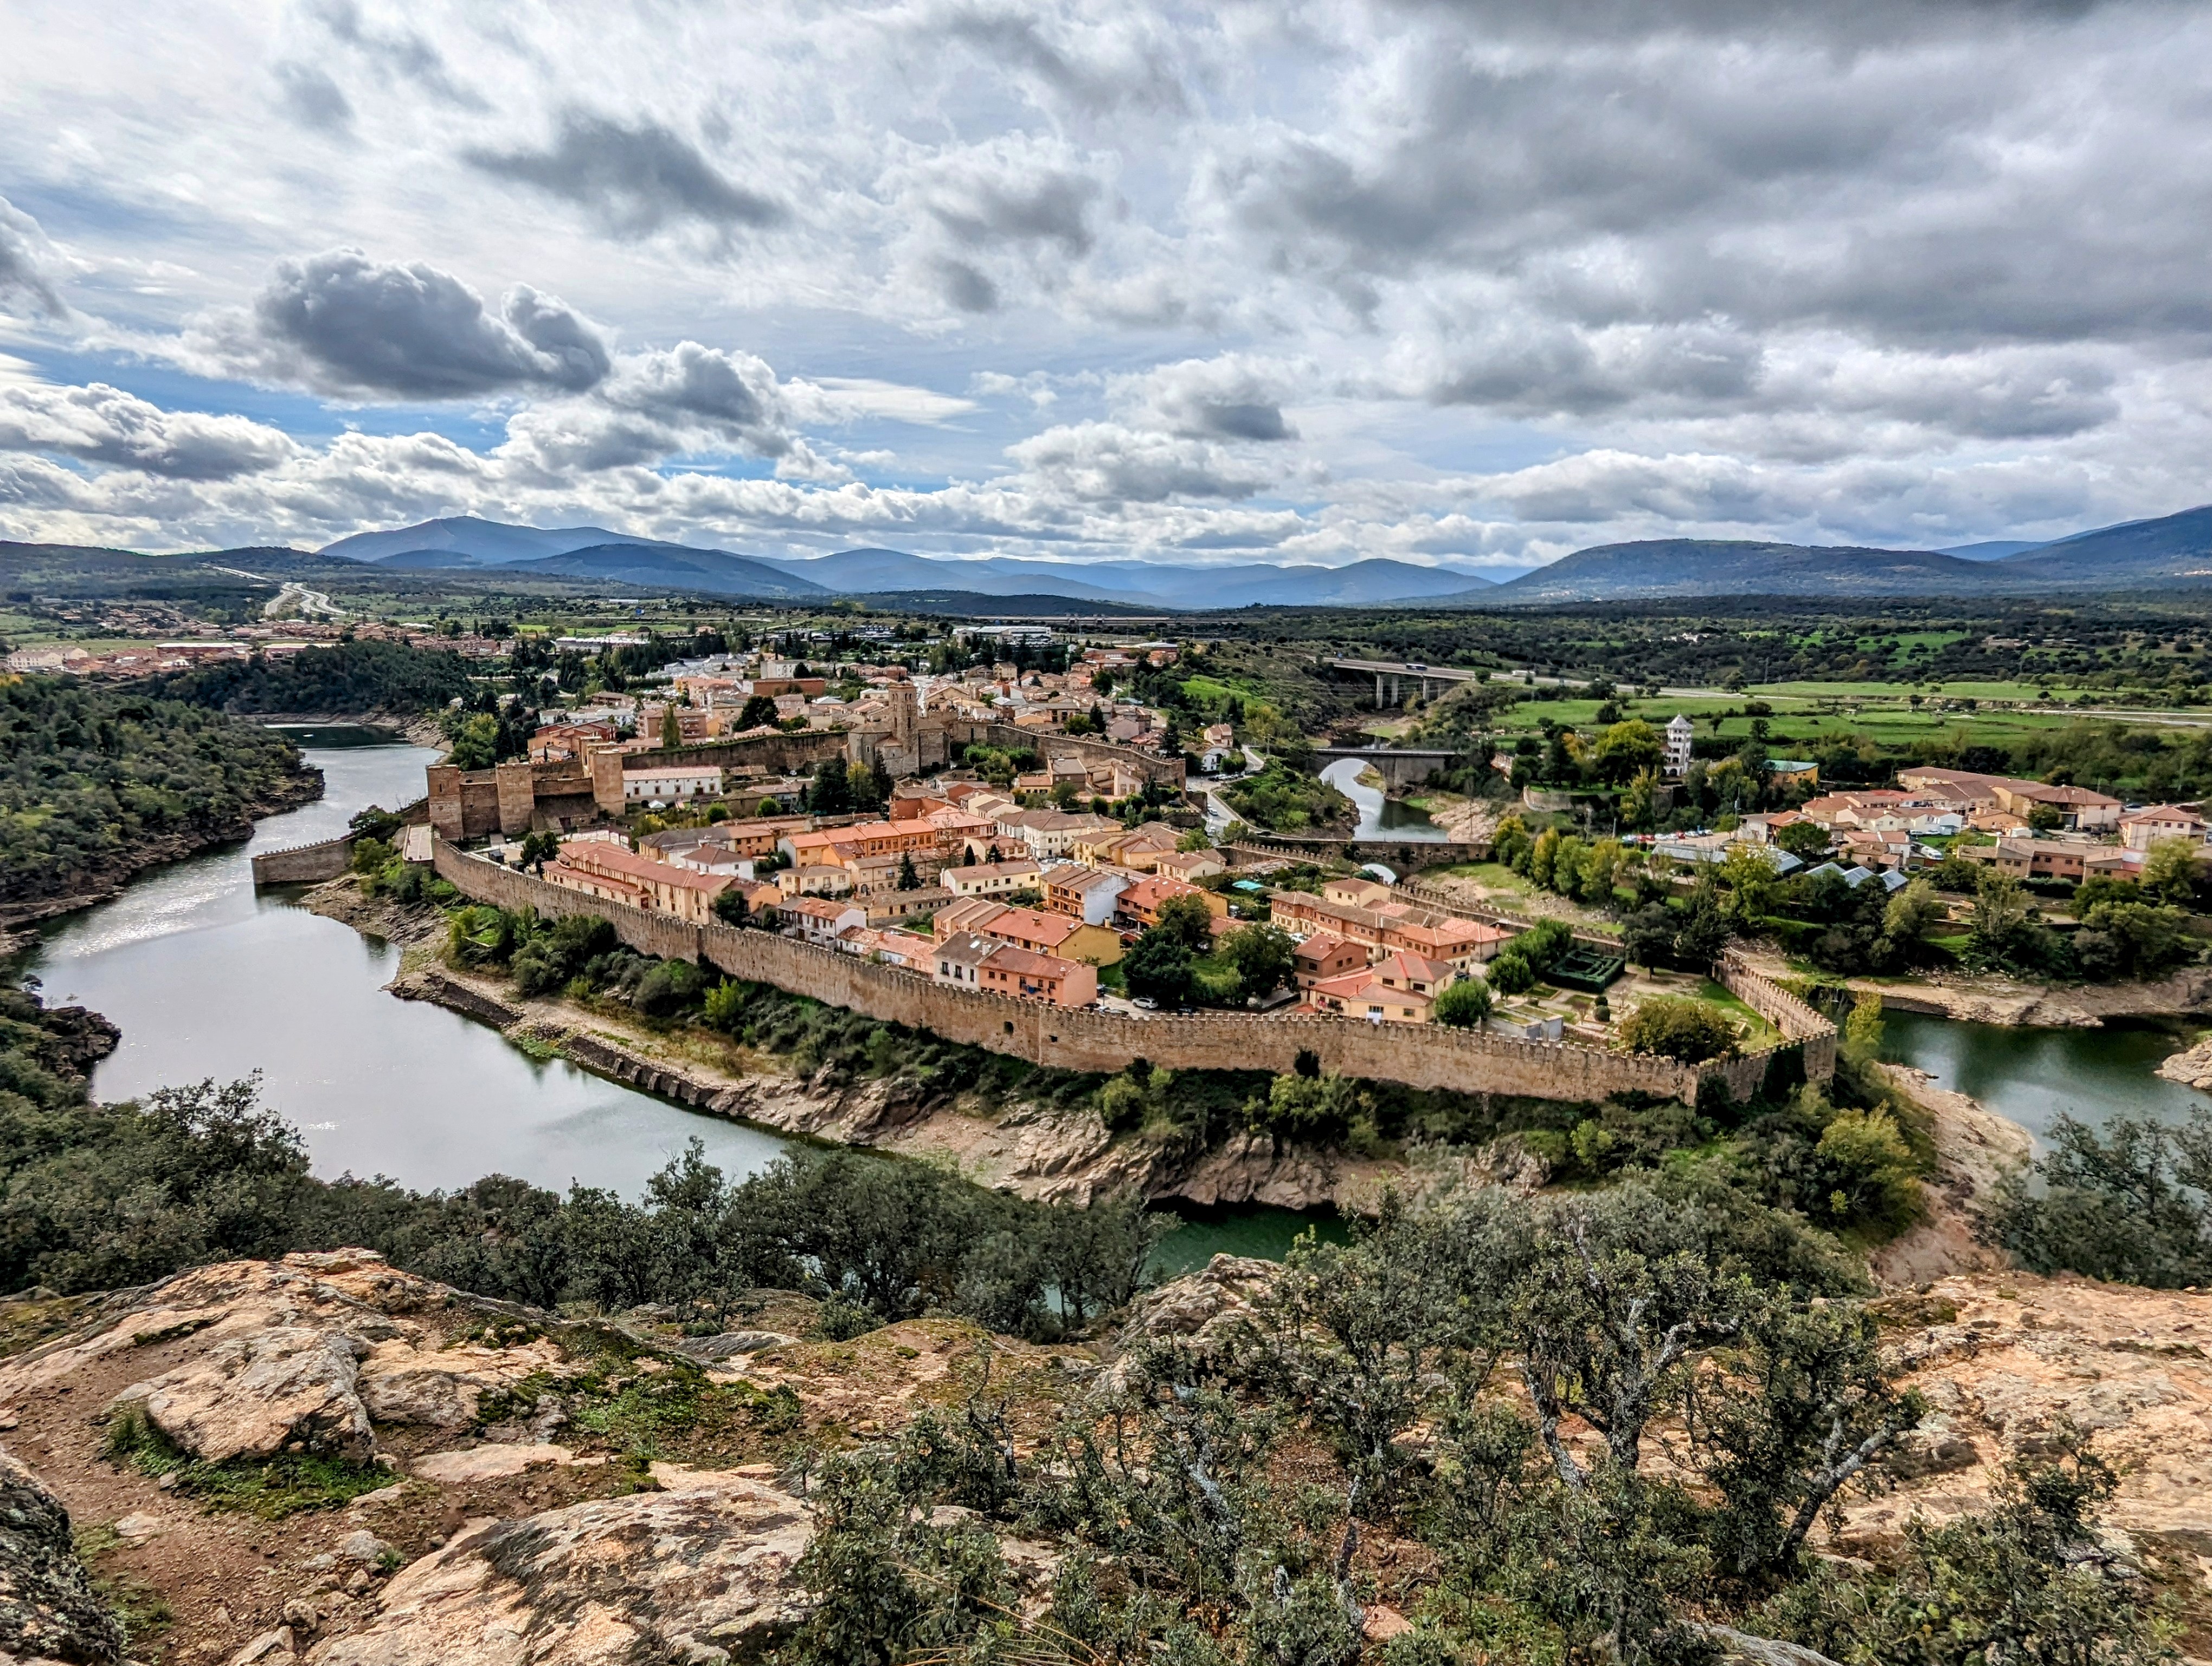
[1487, 949, 1535, 996]
[1591, 719, 1663, 784]
[1880, 876, 1943, 957]
[1433, 977, 1493, 1028]
[2143, 835, 2201, 906]
[1719, 845, 1780, 922]
[661, 704, 683, 751]
[1154, 891, 1216, 951]
[738, 695, 779, 729]
[443, 712, 502, 771]
[808, 761, 852, 816]
[1621, 767, 1660, 831]
[1617, 996, 1741, 1062]
[1774, 819, 1831, 861]
[1123, 929, 1195, 1006]
[1220, 923, 1295, 997]
[2025, 802, 2065, 832]
[896, 852, 919, 891]
[1621, 904, 1677, 970]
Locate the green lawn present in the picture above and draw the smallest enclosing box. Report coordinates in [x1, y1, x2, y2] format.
[1695, 979, 1784, 1047]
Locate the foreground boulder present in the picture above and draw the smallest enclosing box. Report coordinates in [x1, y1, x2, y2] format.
[105, 1325, 374, 1464]
[0, 1447, 122, 1666]
[306, 1478, 814, 1666]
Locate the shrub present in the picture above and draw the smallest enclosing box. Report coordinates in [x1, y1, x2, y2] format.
[1618, 996, 1741, 1063]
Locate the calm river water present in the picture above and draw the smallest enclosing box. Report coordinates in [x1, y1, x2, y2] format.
[1881, 1008, 2208, 1138]
[19, 735, 1323, 1265]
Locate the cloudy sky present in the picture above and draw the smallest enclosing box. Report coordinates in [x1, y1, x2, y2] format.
[2, 0, 2208, 573]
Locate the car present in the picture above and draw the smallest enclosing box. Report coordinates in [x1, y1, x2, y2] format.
[1132, 996, 1159, 1010]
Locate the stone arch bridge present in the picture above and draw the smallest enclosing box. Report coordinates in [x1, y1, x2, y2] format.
[1314, 746, 1462, 790]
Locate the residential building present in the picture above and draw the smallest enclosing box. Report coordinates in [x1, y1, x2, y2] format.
[933, 931, 998, 988]
[783, 896, 868, 945]
[1040, 864, 1130, 926]
[2119, 804, 2208, 850]
[932, 899, 1124, 966]
[1293, 932, 1369, 991]
[1893, 766, 2123, 831]
[1956, 837, 2136, 883]
[940, 858, 1044, 899]
[1323, 876, 1394, 910]
[976, 943, 1098, 1008]
[1153, 848, 1225, 883]
[545, 838, 732, 923]
[1305, 966, 1436, 1024]
[1117, 875, 1230, 930]
[1268, 889, 1512, 971]
[776, 864, 854, 898]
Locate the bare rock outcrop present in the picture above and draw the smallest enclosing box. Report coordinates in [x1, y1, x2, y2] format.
[2155, 1033, 2212, 1092]
[106, 1325, 375, 1464]
[1848, 1273, 2212, 1545]
[305, 1479, 814, 1666]
[0, 1447, 123, 1665]
[1120, 1254, 1277, 1355]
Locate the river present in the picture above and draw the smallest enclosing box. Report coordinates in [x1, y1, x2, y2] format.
[1319, 757, 1449, 841]
[20, 734, 1323, 1266]
[1881, 1008, 2208, 1139]
[24, 735, 792, 1201]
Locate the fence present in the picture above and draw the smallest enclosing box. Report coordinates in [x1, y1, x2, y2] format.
[433, 841, 1823, 1103]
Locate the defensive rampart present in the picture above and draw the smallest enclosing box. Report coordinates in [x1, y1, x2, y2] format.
[434, 842, 1818, 1103]
[250, 796, 428, 886]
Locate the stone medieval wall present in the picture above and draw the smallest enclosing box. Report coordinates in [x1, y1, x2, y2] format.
[432, 842, 1784, 1104]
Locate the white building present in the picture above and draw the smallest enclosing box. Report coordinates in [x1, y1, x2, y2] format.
[1664, 714, 1694, 778]
[622, 764, 724, 804]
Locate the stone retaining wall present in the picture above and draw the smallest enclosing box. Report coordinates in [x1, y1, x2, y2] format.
[433, 841, 1814, 1104]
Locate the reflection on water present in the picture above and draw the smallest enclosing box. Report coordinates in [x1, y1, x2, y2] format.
[26, 739, 792, 1200]
[1880, 1008, 2208, 1140]
[1319, 757, 1450, 841]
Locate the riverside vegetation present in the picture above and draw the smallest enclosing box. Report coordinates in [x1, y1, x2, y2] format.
[0, 675, 317, 919]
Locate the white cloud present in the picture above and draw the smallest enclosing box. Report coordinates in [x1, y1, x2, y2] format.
[2, 0, 2212, 562]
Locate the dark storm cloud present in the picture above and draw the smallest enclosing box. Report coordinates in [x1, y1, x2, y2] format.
[249, 250, 610, 398]
[465, 111, 787, 236]
[273, 62, 355, 134]
[1192, 402, 1290, 441]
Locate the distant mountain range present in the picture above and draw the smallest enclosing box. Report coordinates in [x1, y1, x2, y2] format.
[311, 518, 1501, 608]
[1458, 504, 2212, 604]
[20, 502, 2212, 614]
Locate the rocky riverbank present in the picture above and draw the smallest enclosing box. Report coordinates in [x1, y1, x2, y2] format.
[1856, 967, 2212, 1028]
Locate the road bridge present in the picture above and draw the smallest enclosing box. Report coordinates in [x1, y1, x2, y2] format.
[1328, 657, 1488, 706]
